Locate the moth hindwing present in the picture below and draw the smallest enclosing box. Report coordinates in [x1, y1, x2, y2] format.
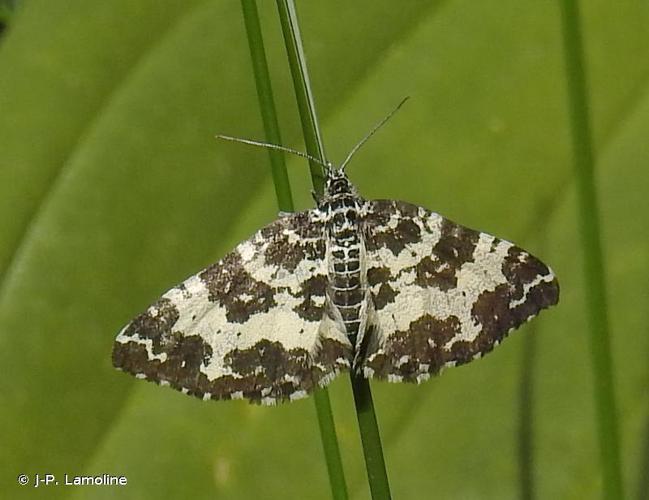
[113, 169, 559, 404]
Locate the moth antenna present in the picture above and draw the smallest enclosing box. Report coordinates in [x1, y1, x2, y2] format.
[339, 96, 410, 171]
[216, 134, 329, 169]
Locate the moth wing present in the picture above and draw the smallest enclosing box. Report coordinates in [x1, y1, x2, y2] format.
[113, 210, 352, 404]
[360, 199, 559, 382]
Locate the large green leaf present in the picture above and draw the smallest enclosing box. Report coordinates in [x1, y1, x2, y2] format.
[1, 1, 647, 498]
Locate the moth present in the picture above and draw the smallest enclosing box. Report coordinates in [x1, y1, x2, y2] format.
[113, 100, 559, 405]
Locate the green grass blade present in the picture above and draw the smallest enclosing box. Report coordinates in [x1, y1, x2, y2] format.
[518, 320, 537, 500]
[239, 2, 348, 499]
[275, 1, 391, 498]
[271, 4, 350, 498]
[639, 407, 649, 499]
[558, 2, 624, 498]
[312, 388, 349, 500]
[275, 0, 327, 194]
[240, 0, 294, 212]
[518, 213, 551, 500]
[350, 374, 392, 500]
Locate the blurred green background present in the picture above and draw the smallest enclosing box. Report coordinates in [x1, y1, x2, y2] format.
[1, 1, 648, 498]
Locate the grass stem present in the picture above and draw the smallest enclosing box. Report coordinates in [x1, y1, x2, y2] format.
[275, 0, 326, 194]
[240, 0, 293, 212]
[275, 1, 391, 498]
[518, 321, 537, 500]
[558, 2, 624, 498]
[350, 374, 392, 500]
[240, 2, 348, 498]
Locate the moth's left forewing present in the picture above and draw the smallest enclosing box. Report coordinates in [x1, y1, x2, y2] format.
[113, 210, 352, 405]
[361, 199, 559, 382]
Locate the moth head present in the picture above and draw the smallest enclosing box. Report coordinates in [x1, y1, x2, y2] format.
[324, 167, 354, 197]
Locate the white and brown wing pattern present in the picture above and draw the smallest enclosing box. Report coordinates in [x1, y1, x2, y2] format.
[361, 199, 559, 383]
[113, 210, 352, 405]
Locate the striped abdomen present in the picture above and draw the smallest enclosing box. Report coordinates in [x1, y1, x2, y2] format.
[326, 196, 365, 341]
